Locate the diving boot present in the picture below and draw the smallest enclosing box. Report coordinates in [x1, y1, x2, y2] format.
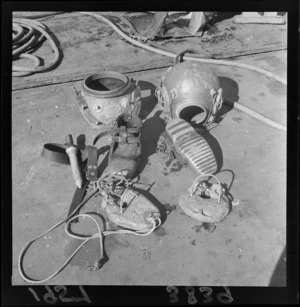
[97, 170, 161, 233]
[94, 113, 142, 179]
[178, 175, 231, 223]
[101, 183, 161, 233]
[94, 113, 161, 232]
[158, 118, 230, 222]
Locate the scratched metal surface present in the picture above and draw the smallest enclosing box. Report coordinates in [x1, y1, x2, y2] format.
[12, 12, 286, 286]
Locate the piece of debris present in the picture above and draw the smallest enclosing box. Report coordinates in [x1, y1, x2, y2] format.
[202, 222, 216, 233]
[232, 200, 240, 206]
[244, 35, 253, 43]
[154, 226, 166, 237]
[140, 247, 151, 260]
[234, 12, 286, 25]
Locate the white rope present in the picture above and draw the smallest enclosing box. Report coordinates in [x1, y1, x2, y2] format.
[18, 178, 161, 284]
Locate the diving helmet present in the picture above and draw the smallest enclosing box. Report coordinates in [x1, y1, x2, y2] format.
[155, 49, 223, 126]
[77, 71, 141, 128]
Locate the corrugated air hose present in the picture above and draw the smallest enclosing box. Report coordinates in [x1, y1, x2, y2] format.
[12, 18, 60, 76]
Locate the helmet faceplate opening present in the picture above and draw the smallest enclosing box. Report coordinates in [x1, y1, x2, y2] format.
[82, 71, 131, 98]
[85, 76, 125, 92]
[178, 105, 207, 124]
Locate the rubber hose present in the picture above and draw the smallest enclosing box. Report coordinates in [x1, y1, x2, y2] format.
[15, 11, 286, 85]
[14, 25, 35, 46]
[12, 12, 286, 130]
[13, 33, 37, 57]
[12, 18, 60, 76]
[14, 54, 41, 77]
[78, 12, 287, 86]
[13, 12, 65, 19]
[78, 12, 287, 131]
[225, 100, 287, 132]
[12, 23, 24, 41]
[14, 11, 286, 86]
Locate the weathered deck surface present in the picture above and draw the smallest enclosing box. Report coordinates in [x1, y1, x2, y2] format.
[12, 12, 287, 286]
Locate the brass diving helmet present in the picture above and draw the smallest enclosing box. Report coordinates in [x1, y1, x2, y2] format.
[77, 71, 141, 128]
[155, 49, 223, 126]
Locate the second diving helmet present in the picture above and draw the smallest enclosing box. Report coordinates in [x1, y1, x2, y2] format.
[155, 49, 223, 126]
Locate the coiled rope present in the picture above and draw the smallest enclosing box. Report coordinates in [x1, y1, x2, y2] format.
[12, 18, 60, 76]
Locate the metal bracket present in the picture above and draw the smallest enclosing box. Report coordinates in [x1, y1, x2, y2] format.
[86, 146, 98, 181]
[166, 150, 175, 161]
